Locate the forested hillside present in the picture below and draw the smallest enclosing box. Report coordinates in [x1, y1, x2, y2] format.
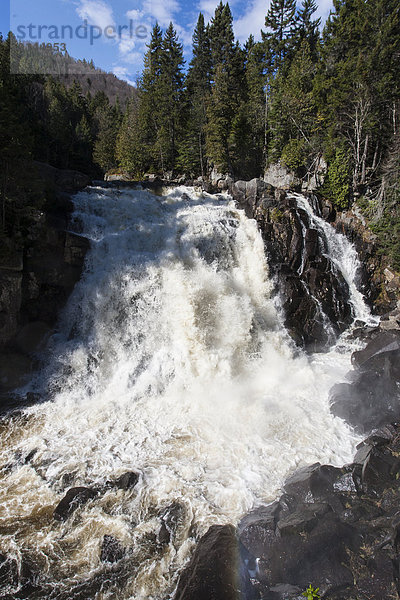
[1, 0, 399, 267]
[116, 0, 399, 267]
[0, 34, 135, 242]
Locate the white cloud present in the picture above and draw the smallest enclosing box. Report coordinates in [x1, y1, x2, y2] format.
[142, 0, 180, 26]
[76, 0, 115, 31]
[126, 8, 144, 21]
[198, 0, 220, 22]
[112, 65, 137, 86]
[315, 0, 334, 23]
[234, 0, 270, 43]
[119, 31, 137, 55]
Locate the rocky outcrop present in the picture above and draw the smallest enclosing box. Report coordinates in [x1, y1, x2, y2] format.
[264, 162, 301, 191]
[174, 524, 254, 600]
[0, 166, 90, 401]
[330, 330, 400, 434]
[175, 424, 400, 600]
[231, 180, 352, 351]
[33, 162, 91, 193]
[333, 209, 400, 313]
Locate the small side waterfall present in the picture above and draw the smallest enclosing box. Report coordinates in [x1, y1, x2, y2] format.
[0, 186, 366, 600]
[291, 193, 378, 326]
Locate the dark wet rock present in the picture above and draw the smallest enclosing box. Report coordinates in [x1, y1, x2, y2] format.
[33, 162, 91, 193]
[232, 424, 400, 599]
[352, 330, 400, 372]
[264, 583, 302, 600]
[174, 524, 254, 600]
[331, 331, 400, 433]
[230, 186, 352, 351]
[157, 502, 185, 546]
[0, 164, 90, 401]
[112, 471, 139, 491]
[100, 535, 125, 563]
[0, 553, 18, 591]
[24, 448, 38, 464]
[54, 487, 99, 521]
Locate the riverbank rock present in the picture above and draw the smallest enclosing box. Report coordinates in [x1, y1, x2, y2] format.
[174, 524, 254, 600]
[183, 425, 400, 600]
[330, 330, 400, 433]
[33, 162, 91, 192]
[0, 167, 90, 402]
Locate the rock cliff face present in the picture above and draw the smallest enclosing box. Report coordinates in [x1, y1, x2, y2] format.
[231, 179, 352, 351]
[0, 166, 90, 400]
[333, 209, 400, 313]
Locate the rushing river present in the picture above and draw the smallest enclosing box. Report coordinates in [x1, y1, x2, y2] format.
[0, 186, 373, 599]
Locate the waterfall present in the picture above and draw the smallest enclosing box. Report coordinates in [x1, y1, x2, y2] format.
[0, 186, 363, 599]
[291, 193, 378, 326]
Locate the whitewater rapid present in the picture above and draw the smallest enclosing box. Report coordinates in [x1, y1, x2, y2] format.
[0, 186, 364, 599]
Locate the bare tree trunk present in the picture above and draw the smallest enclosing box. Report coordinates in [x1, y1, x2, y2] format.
[199, 132, 204, 179]
[361, 134, 369, 184]
[1, 161, 9, 232]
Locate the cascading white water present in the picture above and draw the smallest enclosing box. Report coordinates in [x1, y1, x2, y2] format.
[0, 186, 364, 599]
[291, 193, 379, 326]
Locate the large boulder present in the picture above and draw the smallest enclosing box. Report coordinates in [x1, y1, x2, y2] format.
[54, 487, 99, 521]
[236, 426, 400, 599]
[174, 524, 253, 600]
[264, 162, 301, 190]
[331, 331, 400, 433]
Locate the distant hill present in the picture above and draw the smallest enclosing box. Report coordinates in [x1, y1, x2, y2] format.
[59, 69, 136, 109]
[11, 39, 137, 108]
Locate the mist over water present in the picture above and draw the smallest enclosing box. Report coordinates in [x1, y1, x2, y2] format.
[0, 186, 365, 598]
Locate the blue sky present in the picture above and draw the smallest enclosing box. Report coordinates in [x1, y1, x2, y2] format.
[2, 0, 334, 85]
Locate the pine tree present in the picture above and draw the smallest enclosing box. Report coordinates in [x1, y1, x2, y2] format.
[243, 37, 267, 177]
[116, 97, 148, 175]
[206, 3, 245, 174]
[158, 23, 185, 173]
[93, 100, 120, 173]
[139, 23, 165, 171]
[262, 0, 298, 73]
[179, 13, 212, 176]
[296, 0, 321, 56]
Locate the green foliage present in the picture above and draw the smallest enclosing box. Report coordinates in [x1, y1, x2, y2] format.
[302, 585, 321, 599]
[262, 0, 298, 72]
[281, 138, 307, 171]
[323, 148, 351, 209]
[270, 207, 284, 223]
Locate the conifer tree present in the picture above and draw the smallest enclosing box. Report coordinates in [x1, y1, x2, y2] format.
[179, 13, 212, 176]
[158, 23, 185, 172]
[262, 0, 298, 73]
[206, 3, 245, 174]
[296, 0, 321, 56]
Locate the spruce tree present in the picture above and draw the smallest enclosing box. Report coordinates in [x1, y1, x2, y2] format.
[158, 23, 185, 172]
[206, 3, 245, 174]
[179, 13, 212, 176]
[296, 0, 321, 56]
[262, 0, 298, 73]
